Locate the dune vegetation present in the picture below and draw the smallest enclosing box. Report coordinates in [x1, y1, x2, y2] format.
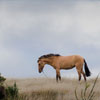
[4, 77, 100, 100]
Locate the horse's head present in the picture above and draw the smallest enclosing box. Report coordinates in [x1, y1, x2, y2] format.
[37, 54, 60, 73]
[37, 59, 45, 73]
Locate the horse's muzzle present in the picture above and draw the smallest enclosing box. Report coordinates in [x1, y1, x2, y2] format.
[39, 70, 41, 73]
[39, 68, 42, 73]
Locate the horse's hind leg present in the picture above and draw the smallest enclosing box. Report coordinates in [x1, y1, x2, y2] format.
[81, 70, 86, 81]
[76, 65, 82, 81]
[77, 70, 81, 81]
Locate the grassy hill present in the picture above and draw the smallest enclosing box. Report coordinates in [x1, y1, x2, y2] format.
[5, 78, 100, 100]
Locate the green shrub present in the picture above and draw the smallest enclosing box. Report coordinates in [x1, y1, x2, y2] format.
[0, 73, 6, 86]
[0, 74, 6, 100]
[6, 82, 19, 100]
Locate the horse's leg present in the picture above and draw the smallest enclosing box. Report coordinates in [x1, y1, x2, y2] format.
[78, 70, 81, 81]
[76, 65, 82, 81]
[56, 68, 61, 82]
[59, 75, 61, 81]
[56, 74, 58, 82]
[81, 70, 86, 81]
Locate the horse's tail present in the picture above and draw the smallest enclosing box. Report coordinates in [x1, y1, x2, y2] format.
[84, 59, 91, 77]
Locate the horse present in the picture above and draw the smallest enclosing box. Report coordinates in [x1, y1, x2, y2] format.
[37, 54, 91, 82]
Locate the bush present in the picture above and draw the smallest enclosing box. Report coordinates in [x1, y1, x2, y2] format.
[0, 74, 19, 100]
[6, 82, 19, 100]
[0, 85, 6, 100]
[0, 74, 6, 100]
[0, 73, 6, 86]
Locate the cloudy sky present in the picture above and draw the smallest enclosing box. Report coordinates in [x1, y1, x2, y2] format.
[0, 0, 100, 78]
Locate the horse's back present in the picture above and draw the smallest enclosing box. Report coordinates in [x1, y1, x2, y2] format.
[73, 55, 84, 63]
[60, 55, 83, 61]
[58, 55, 84, 69]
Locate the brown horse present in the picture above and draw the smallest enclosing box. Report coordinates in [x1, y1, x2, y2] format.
[37, 54, 91, 82]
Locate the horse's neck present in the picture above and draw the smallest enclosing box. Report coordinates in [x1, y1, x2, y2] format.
[44, 58, 54, 66]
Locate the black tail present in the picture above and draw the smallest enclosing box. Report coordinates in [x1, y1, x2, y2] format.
[84, 59, 91, 77]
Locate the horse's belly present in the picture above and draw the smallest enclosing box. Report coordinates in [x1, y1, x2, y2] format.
[61, 65, 75, 69]
[60, 63, 75, 69]
[59, 56, 75, 69]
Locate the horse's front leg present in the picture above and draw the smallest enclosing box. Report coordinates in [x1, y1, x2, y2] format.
[56, 68, 61, 82]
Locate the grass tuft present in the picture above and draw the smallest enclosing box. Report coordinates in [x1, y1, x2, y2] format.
[75, 74, 99, 100]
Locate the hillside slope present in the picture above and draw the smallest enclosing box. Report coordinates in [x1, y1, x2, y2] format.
[5, 78, 100, 100]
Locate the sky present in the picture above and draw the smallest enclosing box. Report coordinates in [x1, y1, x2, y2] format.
[0, 0, 100, 78]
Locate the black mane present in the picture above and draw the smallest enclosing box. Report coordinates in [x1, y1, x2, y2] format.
[37, 53, 60, 62]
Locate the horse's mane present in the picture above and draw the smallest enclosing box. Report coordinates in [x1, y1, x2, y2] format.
[37, 53, 60, 62]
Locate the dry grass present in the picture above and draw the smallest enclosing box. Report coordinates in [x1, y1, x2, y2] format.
[5, 78, 100, 100]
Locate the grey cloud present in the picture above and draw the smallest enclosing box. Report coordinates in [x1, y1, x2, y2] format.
[0, 0, 100, 77]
